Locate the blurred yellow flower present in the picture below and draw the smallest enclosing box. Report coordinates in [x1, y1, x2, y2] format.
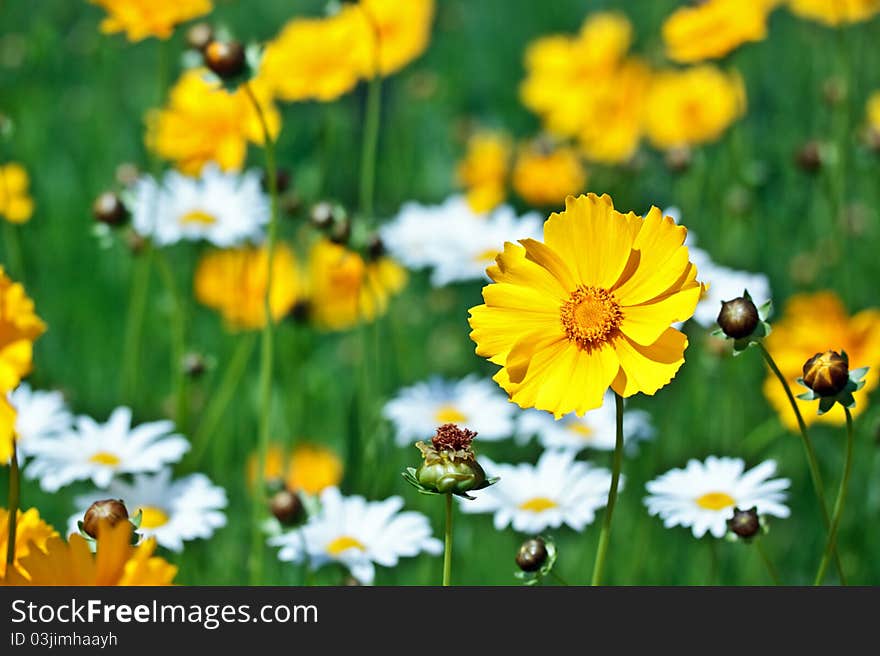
[306, 239, 406, 331]
[0, 397, 13, 464]
[357, 0, 435, 76]
[644, 66, 746, 150]
[663, 0, 778, 63]
[194, 243, 301, 331]
[520, 12, 632, 138]
[469, 194, 703, 417]
[1, 520, 176, 586]
[787, 0, 880, 25]
[258, 9, 371, 103]
[763, 292, 880, 430]
[576, 59, 651, 165]
[0, 163, 34, 224]
[866, 91, 880, 133]
[512, 140, 587, 207]
[147, 69, 280, 176]
[456, 131, 511, 212]
[89, 0, 212, 42]
[0, 507, 58, 579]
[247, 443, 343, 496]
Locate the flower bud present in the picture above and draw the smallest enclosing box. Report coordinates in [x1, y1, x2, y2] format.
[92, 191, 128, 226]
[329, 218, 351, 245]
[262, 168, 291, 194]
[414, 424, 488, 495]
[310, 202, 335, 230]
[186, 22, 214, 52]
[82, 499, 129, 539]
[727, 507, 760, 539]
[366, 235, 385, 260]
[802, 350, 849, 397]
[516, 537, 548, 572]
[203, 40, 247, 80]
[717, 296, 759, 339]
[269, 488, 304, 526]
[182, 352, 207, 379]
[795, 141, 823, 173]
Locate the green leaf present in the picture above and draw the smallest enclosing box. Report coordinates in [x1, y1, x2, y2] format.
[818, 397, 835, 415]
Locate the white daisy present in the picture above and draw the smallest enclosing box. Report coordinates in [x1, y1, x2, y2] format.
[25, 407, 190, 492]
[383, 375, 516, 446]
[644, 456, 790, 539]
[131, 164, 268, 247]
[459, 450, 616, 533]
[268, 487, 442, 585]
[7, 383, 73, 457]
[67, 468, 227, 552]
[517, 391, 654, 454]
[380, 196, 542, 287]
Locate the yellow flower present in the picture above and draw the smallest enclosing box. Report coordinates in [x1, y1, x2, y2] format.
[662, 0, 778, 63]
[512, 141, 587, 207]
[787, 0, 880, 25]
[644, 66, 746, 150]
[0, 507, 58, 579]
[456, 131, 511, 213]
[247, 443, 343, 495]
[576, 58, 651, 165]
[357, 0, 435, 76]
[146, 69, 280, 175]
[520, 12, 632, 138]
[762, 292, 880, 430]
[89, 0, 212, 42]
[306, 239, 407, 331]
[1, 520, 176, 586]
[0, 163, 34, 224]
[866, 91, 880, 133]
[0, 268, 46, 461]
[469, 194, 703, 417]
[258, 9, 371, 103]
[194, 243, 301, 331]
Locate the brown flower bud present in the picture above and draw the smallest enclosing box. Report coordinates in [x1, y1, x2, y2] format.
[269, 488, 304, 526]
[803, 350, 849, 397]
[727, 506, 760, 539]
[262, 168, 291, 194]
[92, 191, 128, 226]
[310, 202, 335, 230]
[717, 296, 759, 339]
[82, 499, 129, 539]
[795, 141, 823, 173]
[186, 22, 214, 52]
[204, 40, 247, 80]
[366, 234, 385, 260]
[516, 537, 548, 572]
[664, 146, 692, 173]
[182, 352, 207, 378]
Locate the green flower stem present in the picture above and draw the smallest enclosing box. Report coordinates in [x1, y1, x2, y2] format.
[120, 244, 153, 400]
[5, 443, 20, 567]
[190, 333, 257, 467]
[755, 540, 780, 586]
[591, 392, 625, 586]
[2, 221, 24, 284]
[244, 81, 280, 587]
[707, 539, 719, 585]
[358, 5, 383, 224]
[757, 341, 845, 583]
[443, 493, 453, 587]
[549, 570, 569, 586]
[814, 406, 855, 586]
[154, 250, 188, 433]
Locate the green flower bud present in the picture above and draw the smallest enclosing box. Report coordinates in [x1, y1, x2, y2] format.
[406, 424, 496, 497]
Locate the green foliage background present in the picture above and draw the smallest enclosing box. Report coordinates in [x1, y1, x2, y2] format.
[2, 0, 880, 585]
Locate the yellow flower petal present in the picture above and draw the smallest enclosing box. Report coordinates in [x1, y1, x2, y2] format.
[611, 328, 688, 397]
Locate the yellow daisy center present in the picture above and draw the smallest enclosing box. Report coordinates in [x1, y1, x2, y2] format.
[695, 491, 736, 510]
[138, 506, 170, 530]
[434, 404, 467, 424]
[518, 497, 558, 512]
[326, 535, 366, 556]
[566, 423, 594, 439]
[180, 210, 217, 226]
[89, 451, 121, 466]
[560, 286, 623, 349]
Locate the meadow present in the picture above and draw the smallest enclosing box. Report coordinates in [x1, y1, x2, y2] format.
[2, 0, 880, 586]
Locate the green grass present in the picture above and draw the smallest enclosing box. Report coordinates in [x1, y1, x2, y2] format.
[2, 0, 880, 585]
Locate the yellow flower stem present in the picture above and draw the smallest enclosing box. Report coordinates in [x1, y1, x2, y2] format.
[154, 249, 188, 433]
[755, 539, 780, 586]
[190, 333, 257, 467]
[590, 392, 624, 586]
[757, 341, 845, 582]
[814, 406, 854, 586]
[243, 81, 279, 586]
[5, 442, 20, 567]
[120, 244, 153, 401]
[443, 492, 453, 587]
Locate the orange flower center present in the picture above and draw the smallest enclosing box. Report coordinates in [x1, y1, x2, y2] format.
[326, 535, 366, 556]
[89, 451, 121, 466]
[518, 497, 558, 512]
[180, 210, 217, 226]
[560, 286, 623, 349]
[695, 492, 735, 510]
